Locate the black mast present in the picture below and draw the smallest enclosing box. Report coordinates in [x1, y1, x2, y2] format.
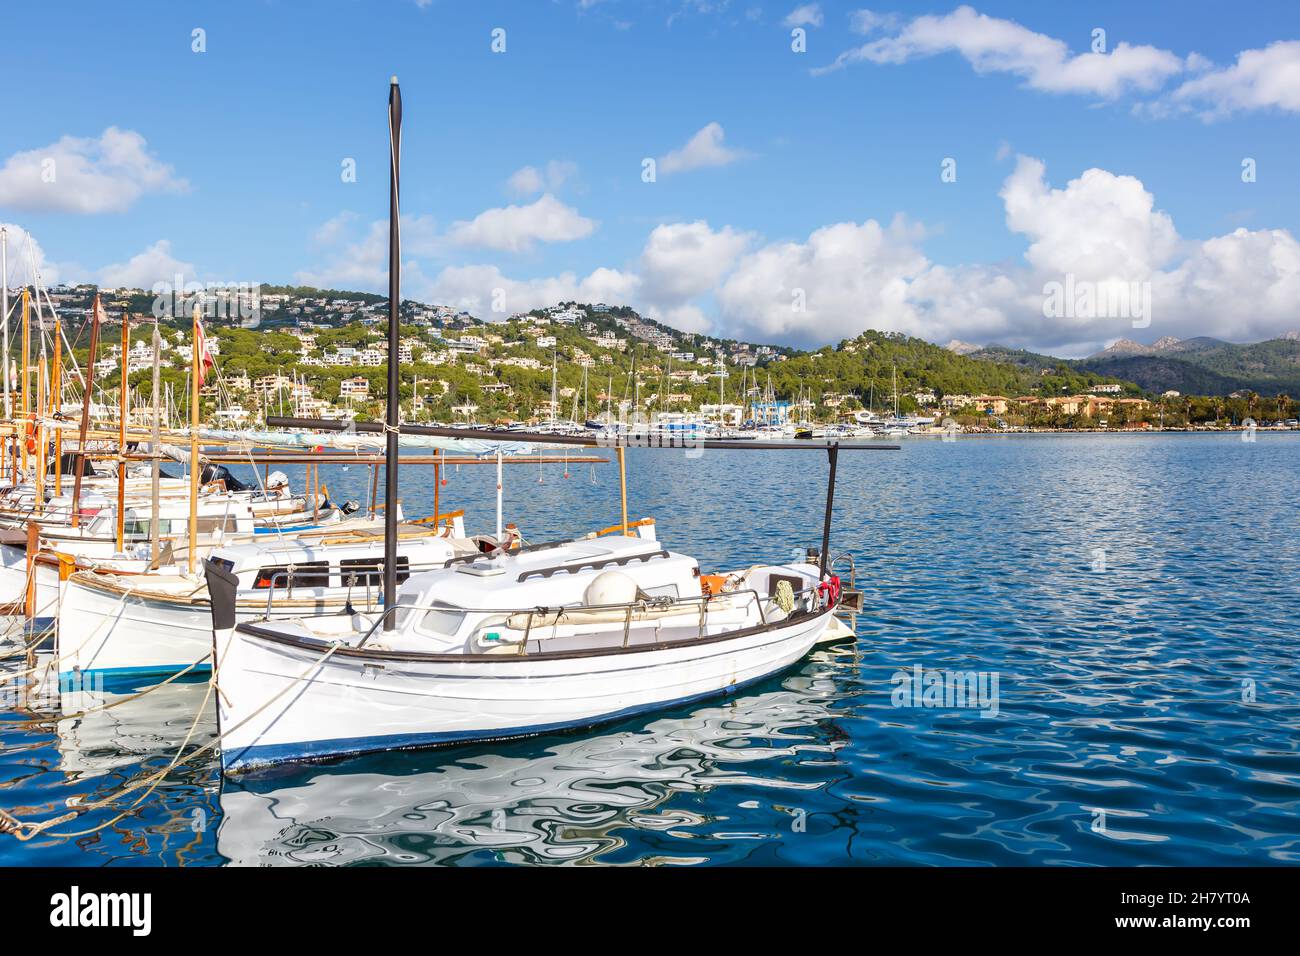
[383, 76, 402, 629]
[818, 443, 838, 581]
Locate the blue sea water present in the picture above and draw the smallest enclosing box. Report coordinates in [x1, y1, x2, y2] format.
[2, 433, 1298, 865]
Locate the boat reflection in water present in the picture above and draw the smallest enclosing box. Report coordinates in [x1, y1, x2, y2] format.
[54, 673, 218, 778]
[215, 662, 851, 866]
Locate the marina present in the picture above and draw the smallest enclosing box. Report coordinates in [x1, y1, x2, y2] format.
[1, 7, 1297, 925]
[2, 432, 1297, 865]
[0, 78, 888, 850]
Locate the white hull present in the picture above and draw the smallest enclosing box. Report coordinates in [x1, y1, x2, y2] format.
[0, 544, 63, 618]
[215, 676, 844, 865]
[56, 575, 354, 679]
[215, 607, 834, 772]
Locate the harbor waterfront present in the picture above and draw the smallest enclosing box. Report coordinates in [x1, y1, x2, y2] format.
[3, 433, 1297, 866]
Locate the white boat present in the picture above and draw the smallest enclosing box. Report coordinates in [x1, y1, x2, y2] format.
[0, 493, 268, 618]
[205, 528, 847, 773]
[214, 675, 844, 865]
[56, 518, 471, 683]
[197, 79, 866, 779]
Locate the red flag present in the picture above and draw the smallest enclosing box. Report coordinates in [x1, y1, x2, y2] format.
[195, 316, 215, 387]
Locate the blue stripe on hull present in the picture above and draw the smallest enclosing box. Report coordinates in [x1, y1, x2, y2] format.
[59, 663, 212, 693]
[222, 666, 790, 774]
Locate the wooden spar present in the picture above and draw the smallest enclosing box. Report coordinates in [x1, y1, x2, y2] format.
[19, 288, 29, 477]
[368, 463, 379, 519]
[35, 357, 45, 513]
[70, 294, 101, 529]
[819, 444, 838, 581]
[51, 317, 61, 495]
[616, 446, 629, 536]
[383, 76, 402, 630]
[116, 311, 129, 553]
[432, 449, 440, 526]
[150, 321, 162, 564]
[188, 306, 200, 573]
[495, 449, 503, 539]
[23, 520, 38, 620]
[0, 226, 8, 423]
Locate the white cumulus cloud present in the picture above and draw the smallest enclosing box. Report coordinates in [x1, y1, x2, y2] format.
[506, 160, 578, 197]
[425, 263, 639, 318]
[447, 194, 596, 252]
[294, 157, 1300, 356]
[1000, 156, 1180, 280]
[0, 223, 65, 287]
[98, 240, 198, 290]
[658, 123, 749, 175]
[638, 221, 754, 302]
[296, 213, 438, 291]
[0, 127, 187, 214]
[1167, 40, 1300, 119]
[816, 5, 1185, 98]
[783, 4, 822, 29]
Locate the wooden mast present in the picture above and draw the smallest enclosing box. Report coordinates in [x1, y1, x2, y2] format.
[150, 320, 162, 565]
[188, 306, 200, 573]
[51, 317, 61, 495]
[617, 446, 629, 535]
[432, 449, 441, 527]
[20, 288, 29, 478]
[116, 311, 129, 553]
[71, 294, 101, 528]
[35, 356, 45, 512]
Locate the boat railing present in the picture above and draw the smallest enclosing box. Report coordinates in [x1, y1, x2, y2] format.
[829, 552, 856, 589]
[257, 558, 463, 617]
[352, 581, 827, 654]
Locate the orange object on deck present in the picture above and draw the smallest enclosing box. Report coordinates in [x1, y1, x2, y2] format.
[699, 574, 728, 596]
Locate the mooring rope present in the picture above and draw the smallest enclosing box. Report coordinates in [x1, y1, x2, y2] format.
[0, 581, 139, 688]
[0, 672, 216, 842]
[0, 639, 340, 841]
[0, 547, 42, 637]
[0, 624, 51, 662]
[39, 653, 212, 723]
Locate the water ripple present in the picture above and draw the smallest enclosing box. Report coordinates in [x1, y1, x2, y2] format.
[2, 434, 1298, 865]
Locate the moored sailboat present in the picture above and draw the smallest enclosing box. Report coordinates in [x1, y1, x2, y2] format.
[200, 78, 890, 775]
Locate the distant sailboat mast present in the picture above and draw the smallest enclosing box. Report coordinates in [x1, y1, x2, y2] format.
[550, 349, 558, 425]
[1, 226, 9, 420]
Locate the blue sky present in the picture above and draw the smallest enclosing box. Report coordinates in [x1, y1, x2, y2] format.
[1, 0, 1298, 356]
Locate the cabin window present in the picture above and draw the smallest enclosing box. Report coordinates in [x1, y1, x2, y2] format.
[122, 520, 150, 537]
[642, 583, 680, 601]
[338, 556, 411, 587]
[197, 516, 239, 534]
[253, 561, 330, 589]
[419, 606, 466, 636]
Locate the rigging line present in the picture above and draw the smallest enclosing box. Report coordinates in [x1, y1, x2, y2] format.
[31, 638, 342, 840]
[0, 671, 217, 842]
[33, 653, 212, 724]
